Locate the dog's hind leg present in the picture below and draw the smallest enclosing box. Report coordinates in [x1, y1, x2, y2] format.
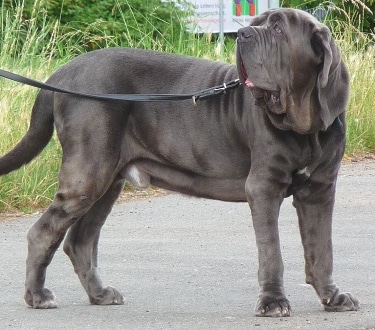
[63, 177, 125, 305]
[24, 175, 118, 309]
[24, 132, 123, 308]
[24, 170, 121, 308]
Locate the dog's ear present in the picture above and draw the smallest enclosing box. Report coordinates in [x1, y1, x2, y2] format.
[312, 27, 336, 88]
[312, 27, 349, 130]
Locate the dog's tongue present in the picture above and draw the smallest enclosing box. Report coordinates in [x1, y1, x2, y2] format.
[245, 78, 254, 88]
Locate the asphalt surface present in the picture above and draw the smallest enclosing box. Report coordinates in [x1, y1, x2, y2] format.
[0, 160, 374, 329]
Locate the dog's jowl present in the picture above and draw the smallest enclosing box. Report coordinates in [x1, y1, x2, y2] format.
[0, 8, 359, 316]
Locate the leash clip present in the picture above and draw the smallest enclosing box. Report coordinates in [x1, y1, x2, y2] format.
[215, 82, 227, 94]
[192, 95, 197, 106]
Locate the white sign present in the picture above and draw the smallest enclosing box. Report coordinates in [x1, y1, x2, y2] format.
[186, 0, 279, 33]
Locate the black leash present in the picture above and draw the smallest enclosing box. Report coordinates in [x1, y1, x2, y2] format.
[0, 68, 240, 105]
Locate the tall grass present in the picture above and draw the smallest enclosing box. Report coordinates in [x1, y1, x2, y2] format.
[343, 46, 375, 155]
[326, 4, 375, 155]
[0, 2, 62, 212]
[0, 2, 374, 212]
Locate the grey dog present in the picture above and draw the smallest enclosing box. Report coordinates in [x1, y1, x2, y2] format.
[0, 8, 359, 316]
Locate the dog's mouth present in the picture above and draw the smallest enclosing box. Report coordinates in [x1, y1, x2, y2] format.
[239, 58, 285, 115]
[239, 60, 255, 89]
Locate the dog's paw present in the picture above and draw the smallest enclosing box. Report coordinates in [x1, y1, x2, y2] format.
[25, 288, 58, 309]
[255, 294, 291, 317]
[89, 286, 125, 305]
[323, 291, 359, 312]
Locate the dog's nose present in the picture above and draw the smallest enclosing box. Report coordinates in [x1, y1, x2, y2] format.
[238, 27, 254, 40]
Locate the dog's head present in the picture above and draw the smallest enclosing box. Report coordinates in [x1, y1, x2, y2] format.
[237, 8, 348, 134]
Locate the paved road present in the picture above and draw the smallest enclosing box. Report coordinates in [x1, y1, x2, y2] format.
[0, 161, 374, 329]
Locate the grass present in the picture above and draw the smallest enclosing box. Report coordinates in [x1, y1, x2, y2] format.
[325, 3, 375, 155]
[0, 2, 374, 213]
[0, 68, 61, 212]
[345, 47, 375, 155]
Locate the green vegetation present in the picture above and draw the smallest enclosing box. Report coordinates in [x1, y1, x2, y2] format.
[1, 0, 190, 54]
[0, 1, 374, 212]
[283, 0, 375, 34]
[324, 2, 375, 154]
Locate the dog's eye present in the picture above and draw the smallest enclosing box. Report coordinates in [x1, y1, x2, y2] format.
[273, 24, 282, 34]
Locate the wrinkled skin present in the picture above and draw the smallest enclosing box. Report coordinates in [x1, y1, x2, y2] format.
[0, 8, 358, 316]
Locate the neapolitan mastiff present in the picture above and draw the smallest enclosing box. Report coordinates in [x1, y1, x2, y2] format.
[0, 8, 359, 316]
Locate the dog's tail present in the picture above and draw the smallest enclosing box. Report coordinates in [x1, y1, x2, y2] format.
[0, 91, 54, 176]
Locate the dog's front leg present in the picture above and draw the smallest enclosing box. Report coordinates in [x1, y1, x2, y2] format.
[293, 179, 359, 312]
[245, 174, 291, 317]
